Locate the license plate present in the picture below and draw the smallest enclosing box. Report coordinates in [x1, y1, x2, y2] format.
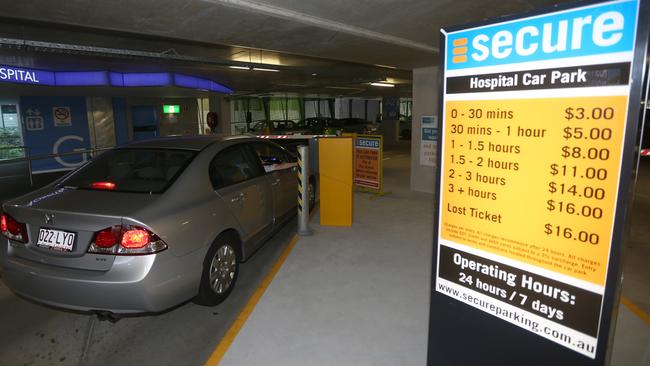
[37, 228, 76, 252]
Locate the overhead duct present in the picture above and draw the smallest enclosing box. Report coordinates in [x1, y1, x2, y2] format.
[0, 37, 289, 70]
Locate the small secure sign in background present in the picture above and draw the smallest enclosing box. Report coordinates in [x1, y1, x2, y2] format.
[353, 135, 382, 191]
[420, 115, 438, 167]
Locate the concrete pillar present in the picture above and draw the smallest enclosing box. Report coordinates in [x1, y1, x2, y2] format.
[410, 66, 439, 193]
[379, 121, 399, 146]
[381, 96, 400, 146]
[209, 95, 232, 135]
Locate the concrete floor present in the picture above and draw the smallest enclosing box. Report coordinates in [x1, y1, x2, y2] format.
[222, 147, 432, 365]
[613, 158, 650, 366]
[0, 144, 648, 366]
[220, 144, 650, 366]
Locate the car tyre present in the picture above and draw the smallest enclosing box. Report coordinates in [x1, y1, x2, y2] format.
[194, 232, 240, 306]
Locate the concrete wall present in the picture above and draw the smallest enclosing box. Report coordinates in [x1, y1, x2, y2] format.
[20, 96, 91, 173]
[125, 97, 199, 137]
[159, 99, 199, 136]
[410, 66, 439, 194]
[86, 96, 116, 149]
[334, 98, 378, 120]
[367, 100, 380, 122]
[305, 100, 331, 118]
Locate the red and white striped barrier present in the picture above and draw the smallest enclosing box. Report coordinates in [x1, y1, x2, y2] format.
[255, 134, 334, 139]
[641, 149, 650, 156]
[257, 135, 289, 139]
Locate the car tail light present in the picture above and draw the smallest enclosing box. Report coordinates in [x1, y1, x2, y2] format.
[121, 229, 149, 248]
[1, 212, 29, 243]
[94, 227, 121, 248]
[89, 181, 116, 190]
[88, 225, 166, 255]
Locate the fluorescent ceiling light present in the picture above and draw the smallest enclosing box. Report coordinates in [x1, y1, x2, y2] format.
[229, 66, 250, 70]
[253, 67, 280, 72]
[370, 82, 395, 87]
[325, 86, 362, 90]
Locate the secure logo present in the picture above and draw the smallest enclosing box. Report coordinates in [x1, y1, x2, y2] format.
[446, 0, 638, 70]
[452, 38, 469, 64]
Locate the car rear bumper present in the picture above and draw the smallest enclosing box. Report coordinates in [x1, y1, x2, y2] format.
[0, 246, 204, 314]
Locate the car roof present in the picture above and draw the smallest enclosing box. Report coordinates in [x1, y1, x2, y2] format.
[118, 135, 255, 151]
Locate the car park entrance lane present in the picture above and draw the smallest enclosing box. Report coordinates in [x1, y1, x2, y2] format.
[1, 144, 648, 366]
[0, 218, 298, 366]
[211, 145, 650, 366]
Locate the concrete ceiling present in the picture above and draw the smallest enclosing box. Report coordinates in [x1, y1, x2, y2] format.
[0, 0, 569, 68]
[0, 0, 572, 96]
[0, 22, 415, 98]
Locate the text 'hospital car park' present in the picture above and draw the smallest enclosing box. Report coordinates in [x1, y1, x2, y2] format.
[0, 0, 649, 365]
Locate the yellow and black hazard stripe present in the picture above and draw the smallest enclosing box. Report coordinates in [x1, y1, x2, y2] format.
[297, 149, 303, 214]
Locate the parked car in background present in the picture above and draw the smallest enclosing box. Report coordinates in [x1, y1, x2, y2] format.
[335, 118, 379, 134]
[0, 135, 315, 315]
[297, 117, 337, 135]
[250, 120, 306, 135]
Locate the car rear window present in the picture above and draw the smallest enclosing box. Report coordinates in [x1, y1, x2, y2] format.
[60, 148, 196, 193]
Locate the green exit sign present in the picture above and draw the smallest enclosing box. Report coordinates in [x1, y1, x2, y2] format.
[163, 105, 180, 114]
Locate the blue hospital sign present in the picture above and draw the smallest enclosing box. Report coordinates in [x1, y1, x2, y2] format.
[0, 66, 55, 85]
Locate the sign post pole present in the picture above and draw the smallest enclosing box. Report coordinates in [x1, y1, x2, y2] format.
[428, 0, 649, 365]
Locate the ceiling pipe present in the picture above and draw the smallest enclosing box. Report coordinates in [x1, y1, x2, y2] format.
[0, 36, 290, 70]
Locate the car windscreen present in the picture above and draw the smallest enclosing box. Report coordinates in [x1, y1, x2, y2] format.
[60, 148, 196, 194]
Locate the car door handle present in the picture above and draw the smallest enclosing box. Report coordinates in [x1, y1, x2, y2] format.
[271, 178, 281, 186]
[231, 193, 246, 202]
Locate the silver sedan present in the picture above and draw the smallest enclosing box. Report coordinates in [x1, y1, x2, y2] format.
[0, 135, 306, 314]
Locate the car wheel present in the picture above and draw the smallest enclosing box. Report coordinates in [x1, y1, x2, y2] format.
[308, 178, 316, 212]
[194, 233, 240, 306]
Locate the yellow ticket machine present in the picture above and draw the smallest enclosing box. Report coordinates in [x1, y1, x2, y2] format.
[318, 137, 353, 226]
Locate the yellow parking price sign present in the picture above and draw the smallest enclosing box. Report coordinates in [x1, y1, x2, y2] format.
[441, 96, 627, 287]
[429, 0, 649, 364]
